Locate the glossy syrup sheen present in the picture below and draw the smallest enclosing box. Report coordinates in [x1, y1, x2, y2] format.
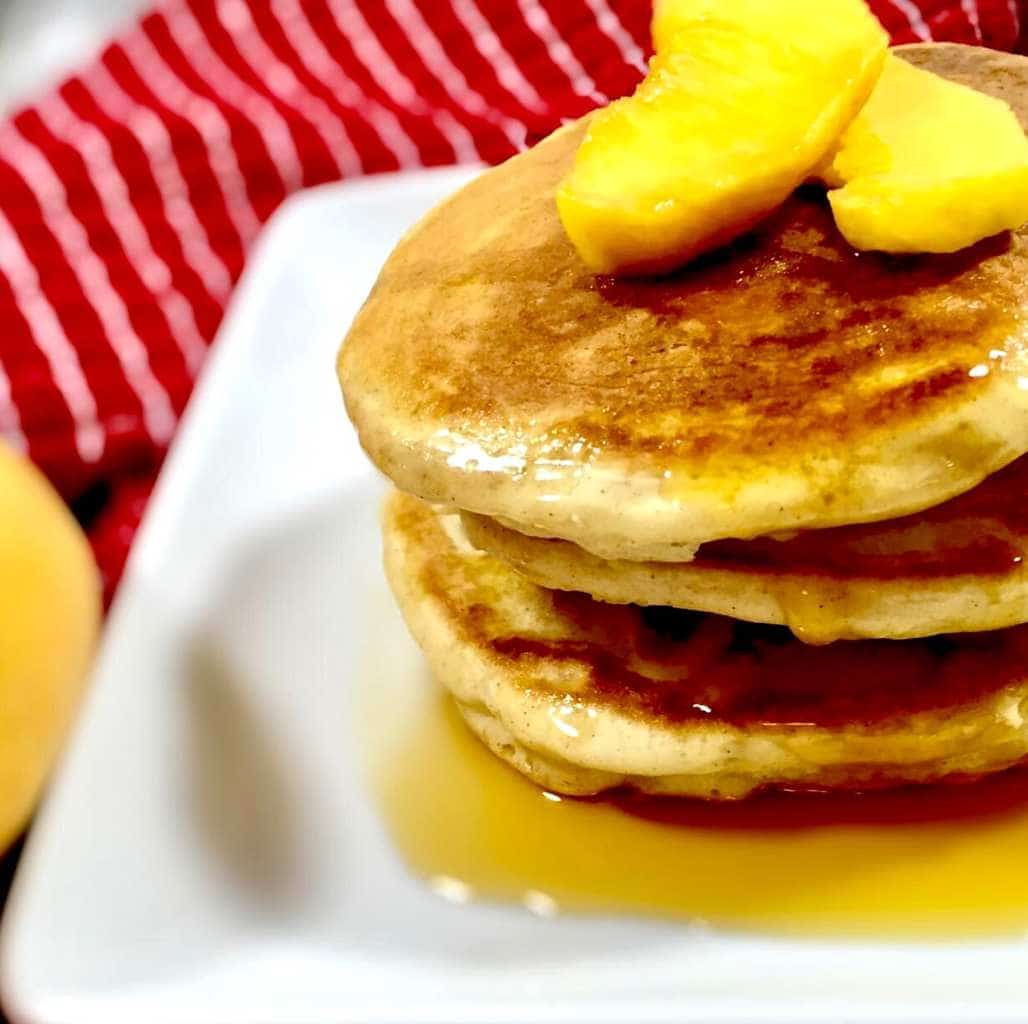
[368, 685, 1028, 939]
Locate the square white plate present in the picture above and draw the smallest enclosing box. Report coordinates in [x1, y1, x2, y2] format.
[3, 168, 1028, 1024]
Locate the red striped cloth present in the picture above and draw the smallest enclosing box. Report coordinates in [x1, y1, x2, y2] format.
[0, 0, 1022, 600]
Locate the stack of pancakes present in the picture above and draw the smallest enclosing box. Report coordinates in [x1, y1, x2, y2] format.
[339, 44, 1028, 800]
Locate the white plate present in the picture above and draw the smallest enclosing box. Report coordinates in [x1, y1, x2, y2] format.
[2, 168, 1028, 1024]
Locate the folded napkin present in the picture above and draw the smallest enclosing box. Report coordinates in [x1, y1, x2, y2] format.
[0, 0, 1020, 599]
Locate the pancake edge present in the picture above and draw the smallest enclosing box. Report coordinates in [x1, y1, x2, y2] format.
[384, 491, 1028, 798]
[461, 510, 1028, 644]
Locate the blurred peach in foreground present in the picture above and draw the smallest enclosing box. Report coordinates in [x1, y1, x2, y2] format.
[0, 441, 100, 852]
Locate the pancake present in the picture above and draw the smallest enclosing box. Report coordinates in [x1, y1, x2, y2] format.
[384, 490, 1028, 799]
[341, 44, 1028, 564]
[462, 455, 1028, 644]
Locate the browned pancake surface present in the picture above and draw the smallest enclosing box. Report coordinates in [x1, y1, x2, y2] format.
[399, 178, 1015, 465]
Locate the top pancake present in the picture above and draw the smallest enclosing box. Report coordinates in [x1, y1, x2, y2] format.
[340, 44, 1028, 562]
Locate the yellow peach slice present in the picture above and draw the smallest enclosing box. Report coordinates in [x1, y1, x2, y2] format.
[824, 54, 1028, 253]
[556, 0, 887, 275]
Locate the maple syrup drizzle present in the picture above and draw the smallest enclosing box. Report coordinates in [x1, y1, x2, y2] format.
[365, 677, 1028, 940]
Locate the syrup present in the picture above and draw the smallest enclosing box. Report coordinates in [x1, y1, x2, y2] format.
[365, 677, 1028, 939]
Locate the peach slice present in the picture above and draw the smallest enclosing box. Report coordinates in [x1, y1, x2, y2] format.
[823, 54, 1028, 253]
[556, 0, 887, 275]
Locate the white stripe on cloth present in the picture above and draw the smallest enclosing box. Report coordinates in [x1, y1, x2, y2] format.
[0, 352, 27, 454]
[0, 211, 79, 458]
[961, 0, 984, 41]
[160, 2, 305, 192]
[271, 0, 423, 170]
[1, 124, 178, 446]
[119, 28, 263, 247]
[215, 0, 363, 177]
[327, 0, 482, 163]
[883, 0, 933, 40]
[451, 0, 548, 114]
[582, 0, 648, 74]
[384, 0, 528, 151]
[515, 0, 608, 105]
[36, 92, 208, 374]
[81, 60, 235, 303]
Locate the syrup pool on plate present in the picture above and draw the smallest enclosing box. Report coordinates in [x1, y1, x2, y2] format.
[361, 667, 1028, 939]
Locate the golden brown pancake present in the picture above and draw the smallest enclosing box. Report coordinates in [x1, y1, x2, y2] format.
[341, 44, 1028, 563]
[462, 454, 1028, 643]
[384, 491, 1028, 799]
